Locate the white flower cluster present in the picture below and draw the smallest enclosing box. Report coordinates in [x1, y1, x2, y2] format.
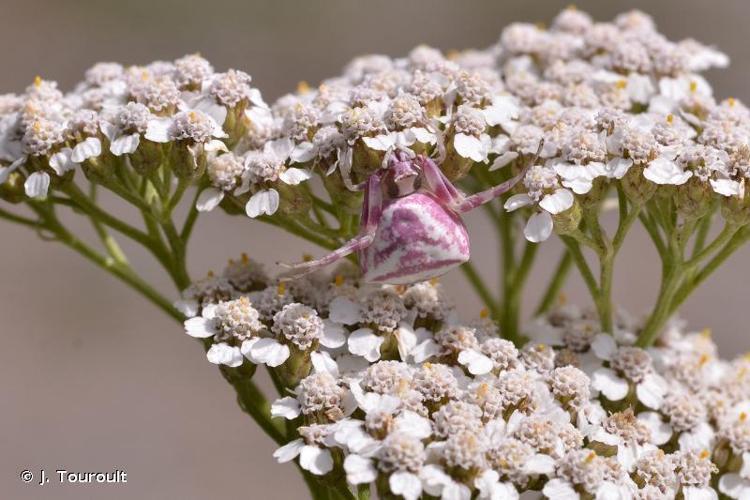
[181, 257, 750, 500]
[3, 8, 744, 242]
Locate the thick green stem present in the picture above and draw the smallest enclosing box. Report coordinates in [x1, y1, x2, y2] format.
[219, 366, 286, 444]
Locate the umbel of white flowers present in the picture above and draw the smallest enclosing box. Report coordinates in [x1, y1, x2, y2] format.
[1, 6, 746, 246]
[182, 256, 750, 500]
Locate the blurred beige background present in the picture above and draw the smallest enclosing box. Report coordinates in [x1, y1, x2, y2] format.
[2, 0, 749, 498]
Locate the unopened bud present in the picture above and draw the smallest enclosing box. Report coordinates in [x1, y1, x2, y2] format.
[553, 200, 582, 235]
[675, 177, 712, 219]
[621, 167, 656, 204]
[441, 141, 474, 181]
[276, 182, 312, 216]
[0, 171, 26, 203]
[721, 191, 750, 226]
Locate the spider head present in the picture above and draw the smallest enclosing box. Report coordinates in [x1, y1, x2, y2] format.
[383, 150, 422, 198]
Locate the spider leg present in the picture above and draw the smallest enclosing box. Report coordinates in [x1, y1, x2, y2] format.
[454, 140, 542, 214]
[416, 155, 466, 206]
[279, 174, 382, 279]
[454, 165, 529, 213]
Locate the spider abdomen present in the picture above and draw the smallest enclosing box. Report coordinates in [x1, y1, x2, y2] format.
[361, 193, 470, 284]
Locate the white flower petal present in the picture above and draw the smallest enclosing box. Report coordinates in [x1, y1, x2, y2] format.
[184, 316, 216, 338]
[454, 133, 486, 162]
[344, 455, 377, 485]
[273, 439, 304, 463]
[362, 134, 395, 151]
[311, 351, 339, 377]
[643, 157, 692, 186]
[605, 158, 633, 179]
[196, 188, 224, 212]
[245, 189, 280, 218]
[636, 374, 667, 409]
[205, 139, 228, 152]
[71, 137, 102, 163]
[393, 411, 433, 440]
[411, 339, 442, 363]
[246, 338, 290, 367]
[489, 151, 518, 171]
[458, 349, 493, 375]
[542, 479, 578, 500]
[144, 117, 171, 143]
[525, 454, 556, 475]
[290, 142, 315, 163]
[682, 486, 718, 500]
[329, 296, 361, 325]
[719, 473, 750, 499]
[394, 324, 417, 360]
[348, 328, 384, 362]
[591, 334, 617, 360]
[524, 211, 553, 243]
[299, 446, 333, 475]
[711, 179, 743, 197]
[206, 343, 243, 367]
[49, 148, 76, 175]
[539, 189, 574, 215]
[110, 133, 141, 156]
[591, 368, 629, 401]
[503, 193, 532, 212]
[174, 299, 200, 318]
[320, 320, 347, 349]
[390, 471, 423, 500]
[271, 396, 302, 419]
[24, 171, 50, 199]
[638, 412, 673, 445]
[279, 168, 312, 185]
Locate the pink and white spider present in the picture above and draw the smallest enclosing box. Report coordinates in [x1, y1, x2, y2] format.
[283, 150, 531, 284]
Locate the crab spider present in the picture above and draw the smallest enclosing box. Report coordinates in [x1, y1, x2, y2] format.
[282, 150, 533, 284]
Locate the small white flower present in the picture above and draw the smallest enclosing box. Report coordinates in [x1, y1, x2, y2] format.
[243, 138, 311, 218]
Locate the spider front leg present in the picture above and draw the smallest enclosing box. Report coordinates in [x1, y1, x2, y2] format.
[418, 154, 528, 213]
[279, 174, 382, 279]
[453, 165, 529, 213]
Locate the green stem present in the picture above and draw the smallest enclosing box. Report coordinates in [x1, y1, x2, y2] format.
[502, 241, 538, 343]
[639, 211, 666, 255]
[460, 261, 499, 320]
[0, 207, 40, 228]
[30, 203, 182, 322]
[692, 207, 715, 256]
[60, 183, 159, 253]
[219, 366, 286, 444]
[669, 226, 750, 315]
[181, 188, 202, 241]
[683, 224, 739, 268]
[535, 250, 573, 315]
[561, 235, 600, 304]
